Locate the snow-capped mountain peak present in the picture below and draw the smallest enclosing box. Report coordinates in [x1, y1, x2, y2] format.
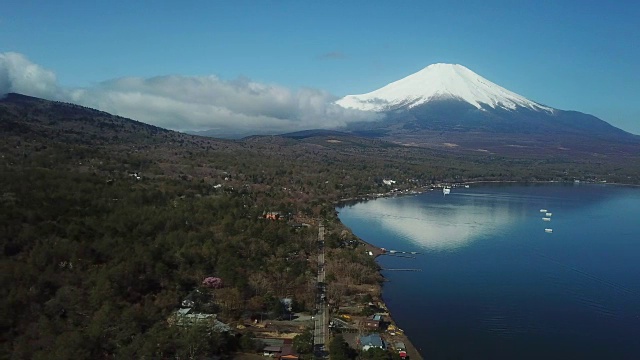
[336, 63, 552, 113]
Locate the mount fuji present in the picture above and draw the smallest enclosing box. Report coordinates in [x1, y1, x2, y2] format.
[334, 64, 639, 157]
[337, 63, 552, 113]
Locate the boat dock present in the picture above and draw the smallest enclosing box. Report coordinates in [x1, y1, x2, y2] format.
[383, 268, 423, 271]
[386, 254, 416, 258]
[383, 249, 422, 255]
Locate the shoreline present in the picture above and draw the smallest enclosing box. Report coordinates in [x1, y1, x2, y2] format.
[333, 182, 640, 359]
[369, 244, 424, 360]
[332, 217, 424, 360]
[335, 179, 638, 209]
[332, 179, 638, 359]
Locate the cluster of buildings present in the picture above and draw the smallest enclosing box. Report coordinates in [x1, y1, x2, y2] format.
[358, 332, 407, 359]
[170, 307, 230, 332]
[356, 314, 408, 359]
[168, 281, 231, 332]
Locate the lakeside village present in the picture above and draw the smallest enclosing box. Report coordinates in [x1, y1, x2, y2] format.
[338, 179, 468, 204]
[337, 177, 608, 204]
[164, 202, 424, 360]
[168, 277, 416, 360]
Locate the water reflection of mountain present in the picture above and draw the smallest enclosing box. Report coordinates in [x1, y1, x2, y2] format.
[338, 183, 631, 251]
[338, 184, 640, 359]
[348, 196, 515, 251]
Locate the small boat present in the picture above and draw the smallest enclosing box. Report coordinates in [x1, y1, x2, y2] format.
[542, 217, 551, 221]
[544, 228, 553, 233]
[539, 209, 548, 213]
[443, 187, 451, 195]
[464, 185, 470, 188]
[546, 212, 553, 217]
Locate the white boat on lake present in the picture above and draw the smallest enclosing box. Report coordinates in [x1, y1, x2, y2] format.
[546, 212, 553, 216]
[542, 217, 551, 221]
[545, 228, 553, 233]
[540, 209, 548, 212]
[443, 187, 451, 195]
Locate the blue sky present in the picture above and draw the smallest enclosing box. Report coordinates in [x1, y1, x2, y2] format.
[1, 0, 639, 134]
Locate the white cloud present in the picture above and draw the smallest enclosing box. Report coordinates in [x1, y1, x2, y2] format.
[0, 52, 380, 135]
[0, 52, 59, 99]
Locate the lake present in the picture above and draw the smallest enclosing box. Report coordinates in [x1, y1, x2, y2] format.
[337, 183, 640, 360]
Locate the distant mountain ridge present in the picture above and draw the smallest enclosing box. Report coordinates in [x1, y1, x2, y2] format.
[0, 92, 171, 145]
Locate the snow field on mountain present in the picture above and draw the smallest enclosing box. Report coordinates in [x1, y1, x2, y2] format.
[336, 63, 553, 113]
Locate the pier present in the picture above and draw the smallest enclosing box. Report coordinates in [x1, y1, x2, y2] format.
[382, 268, 422, 271]
[383, 249, 422, 255]
[385, 254, 416, 258]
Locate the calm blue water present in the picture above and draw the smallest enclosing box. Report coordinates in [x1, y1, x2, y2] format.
[337, 183, 640, 360]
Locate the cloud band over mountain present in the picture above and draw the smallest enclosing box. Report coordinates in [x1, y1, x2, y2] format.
[0, 52, 378, 135]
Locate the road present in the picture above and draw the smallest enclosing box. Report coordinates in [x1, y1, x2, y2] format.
[313, 222, 328, 357]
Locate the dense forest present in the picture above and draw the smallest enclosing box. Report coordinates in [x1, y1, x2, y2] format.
[2, 94, 639, 358]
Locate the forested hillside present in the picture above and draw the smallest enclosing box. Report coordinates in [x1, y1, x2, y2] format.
[1, 94, 639, 358]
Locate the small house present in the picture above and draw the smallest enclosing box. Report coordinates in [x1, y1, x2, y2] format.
[264, 211, 282, 220]
[279, 344, 299, 360]
[359, 333, 385, 351]
[172, 308, 230, 332]
[263, 346, 282, 357]
[363, 314, 383, 329]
